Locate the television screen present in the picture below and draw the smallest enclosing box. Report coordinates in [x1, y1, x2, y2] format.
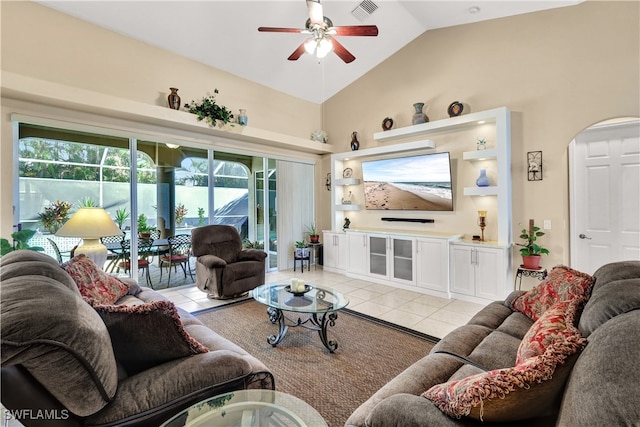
[361, 152, 453, 211]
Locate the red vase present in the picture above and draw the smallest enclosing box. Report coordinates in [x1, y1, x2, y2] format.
[522, 255, 541, 269]
[310, 235, 319, 243]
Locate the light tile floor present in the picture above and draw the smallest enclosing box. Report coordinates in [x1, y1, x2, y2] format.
[157, 267, 488, 340]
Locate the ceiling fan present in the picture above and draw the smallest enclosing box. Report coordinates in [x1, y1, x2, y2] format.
[258, 0, 378, 63]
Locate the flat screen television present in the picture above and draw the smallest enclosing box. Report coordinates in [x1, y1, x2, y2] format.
[361, 152, 453, 211]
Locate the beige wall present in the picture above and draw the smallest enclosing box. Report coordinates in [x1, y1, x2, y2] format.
[2, 1, 639, 270]
[0, 1, 319, 236]
[320, 0, 640, 266]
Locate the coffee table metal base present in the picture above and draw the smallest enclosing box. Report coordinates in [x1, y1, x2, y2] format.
[266, 307, 339, 352]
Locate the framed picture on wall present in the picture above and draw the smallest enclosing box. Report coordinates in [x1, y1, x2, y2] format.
[527, 151, 542, 181]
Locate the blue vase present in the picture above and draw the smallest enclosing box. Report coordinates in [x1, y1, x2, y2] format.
[476, 168, 490, 187]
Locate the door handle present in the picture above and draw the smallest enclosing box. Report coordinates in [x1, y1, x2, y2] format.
[578, 234, 592, 240]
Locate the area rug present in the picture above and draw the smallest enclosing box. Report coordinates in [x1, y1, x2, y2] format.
[195, 300, 438, 427]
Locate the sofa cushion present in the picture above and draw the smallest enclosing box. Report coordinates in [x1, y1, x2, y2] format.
[511, 265, 594, 321]
[0, 251, 118, 417]
[558, 310, 640, 426]
[578, 278, 640, 337]
[61, 254, 129, 305]
[94, 300, 209, 375]
[423, 300, 586, 422]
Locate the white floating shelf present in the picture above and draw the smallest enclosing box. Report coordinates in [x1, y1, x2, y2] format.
[335, 178, 360, 186]
[463, 186, 498, 196]
[335, 204, 361, 211]
[463, 148, 498, 161]
[332, 140, 435, 160]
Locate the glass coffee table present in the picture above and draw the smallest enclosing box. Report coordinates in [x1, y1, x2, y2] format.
[161, 389, 327, 427]
[252, 283, 349, 352]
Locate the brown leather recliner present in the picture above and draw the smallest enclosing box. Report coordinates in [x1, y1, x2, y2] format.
[191, 225, 267, 299]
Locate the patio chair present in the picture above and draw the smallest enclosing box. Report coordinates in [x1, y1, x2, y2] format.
[101, 235, 126, 272]
[46, 238, 65, 263]
[159, 234, 193, 286]
[118, 238, 154, 287]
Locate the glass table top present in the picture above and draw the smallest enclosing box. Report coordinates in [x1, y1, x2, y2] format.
[252, 282, 349, 313]
[160, 389, 327, 427]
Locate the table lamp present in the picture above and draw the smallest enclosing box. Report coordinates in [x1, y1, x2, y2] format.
[56, 207, 123, 268]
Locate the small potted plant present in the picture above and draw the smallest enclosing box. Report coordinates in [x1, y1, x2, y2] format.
[295, 241, 309, 258]
[38, 200, 72, 234]
[137, 214, 154, 239]
[515, 220, 549, 269]
[306, 223, 320, 243]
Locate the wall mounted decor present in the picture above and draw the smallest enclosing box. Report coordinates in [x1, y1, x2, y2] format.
[448, 101, 463, 117]
[167, 87, 180, 110]
[477, 137, 487, 150]
[527, 151, 543, 181]
[342, 168, 353, 178]
[325, 173, 331, 191]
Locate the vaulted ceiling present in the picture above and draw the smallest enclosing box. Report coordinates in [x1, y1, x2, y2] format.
[38, 1, 582, 104]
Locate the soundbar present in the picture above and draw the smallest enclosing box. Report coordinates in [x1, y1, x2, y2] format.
[381, 218, 434, 223]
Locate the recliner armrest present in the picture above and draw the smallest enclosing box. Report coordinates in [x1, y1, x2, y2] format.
[197, 254, 227, 268]
[238, 249, 267, 262]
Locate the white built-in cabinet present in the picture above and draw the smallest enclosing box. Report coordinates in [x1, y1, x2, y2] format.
[324, 107, 512, 303]
[416, 237, 451, 296]
[347, 231, 368, 275]
[367, 234, 415, 285]
[323, 231, 347, 272]
[449, 241, 510, 303]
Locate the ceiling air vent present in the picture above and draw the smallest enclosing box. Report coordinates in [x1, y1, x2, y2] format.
[351, 0, 379, 22]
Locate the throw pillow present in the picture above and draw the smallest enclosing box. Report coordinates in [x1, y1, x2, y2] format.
[511, 265, 594, 321]
[423, 300, 586, 422]
[61, 254, 129, 305]
[516, 300, 582, 363]
[94, 300, 209, 375]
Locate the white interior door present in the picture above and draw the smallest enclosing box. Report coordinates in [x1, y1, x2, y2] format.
[570, 119, 640, 274]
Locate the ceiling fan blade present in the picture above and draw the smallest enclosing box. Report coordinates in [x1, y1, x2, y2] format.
[306, 0, 324, 26]
[287, 43, 307, 61]
[258, 27, 305, 33]
[331, 25, 379, 37]
[330, 38, 356, 63]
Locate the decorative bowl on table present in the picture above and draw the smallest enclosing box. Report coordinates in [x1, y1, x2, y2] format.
[285, 284, 313, 296]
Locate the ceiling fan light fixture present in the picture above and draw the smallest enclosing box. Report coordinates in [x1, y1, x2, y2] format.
[316, 37, 333, 58]
[304, 38, 317, 54]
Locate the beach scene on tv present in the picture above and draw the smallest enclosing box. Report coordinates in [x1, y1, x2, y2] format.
[362, 152, 453, 211]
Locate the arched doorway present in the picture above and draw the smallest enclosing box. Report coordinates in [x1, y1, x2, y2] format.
[569, 117, 640, 274]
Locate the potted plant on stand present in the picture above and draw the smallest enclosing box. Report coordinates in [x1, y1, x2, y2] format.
[305, 223, 320, 244]
[516, 220, 549, 269]
[294, 241, 309, 258]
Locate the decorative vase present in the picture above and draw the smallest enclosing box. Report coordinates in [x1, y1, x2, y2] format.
[310, 235, 319, 243]
[168, 88, 181, 110]
[411, 102, 429, 125]
[522, 255, 542, 269]
[476, 168, 490, 187]
[350, 131, 360, 151]
[238, 109, 248, 126]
